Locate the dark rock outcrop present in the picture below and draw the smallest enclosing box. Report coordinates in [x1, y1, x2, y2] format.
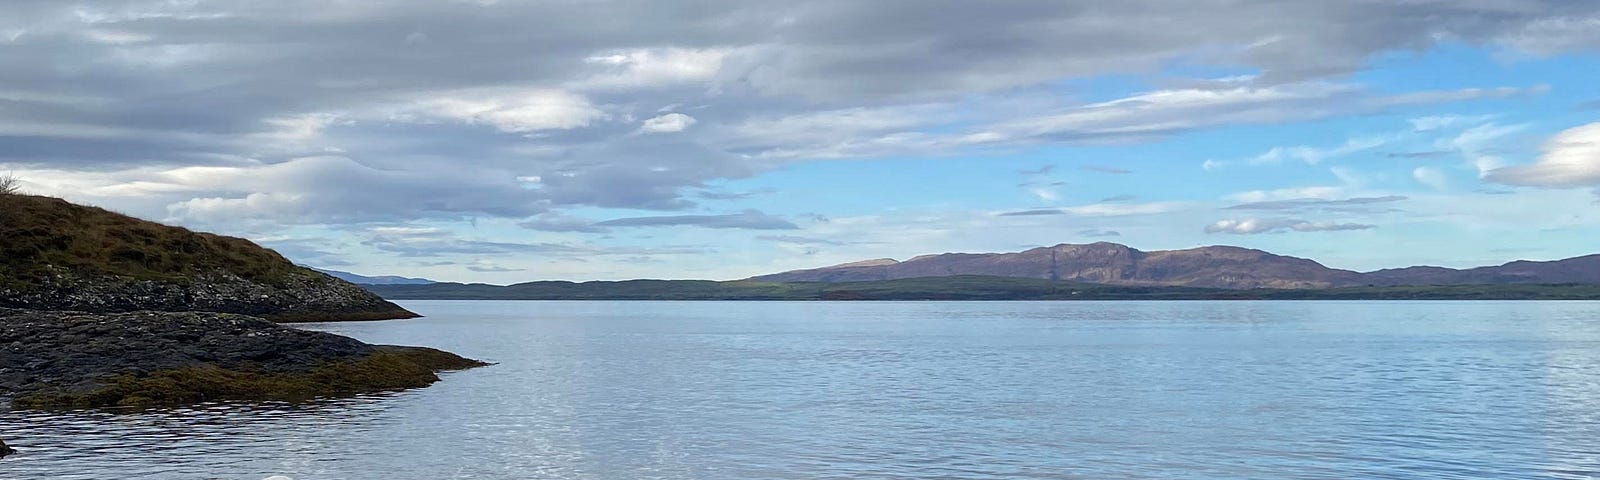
[1, 268, 418, 323]
[0, 438, 12, 457]
[0, 308, 486, 408]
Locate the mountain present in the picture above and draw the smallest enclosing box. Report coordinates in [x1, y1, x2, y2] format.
[0, 194, 417, 322]
[750, 242, 1600, 289]
[362, 276, 1600, 301]
[1362, 255, 1600, 286]
[313, 268, 437, 285]
[751, 242, 1360, 289]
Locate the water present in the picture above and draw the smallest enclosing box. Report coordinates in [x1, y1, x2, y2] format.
[4, 300, 1600, 479]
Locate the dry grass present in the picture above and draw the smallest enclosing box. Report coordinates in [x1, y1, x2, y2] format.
[0, 194, 311, 287]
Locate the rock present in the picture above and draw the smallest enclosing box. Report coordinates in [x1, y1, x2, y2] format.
[0, 308, 486, 408]
[0, 438, 14, 458]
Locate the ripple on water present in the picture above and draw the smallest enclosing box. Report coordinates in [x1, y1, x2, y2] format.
[3, 300, 1600, 479]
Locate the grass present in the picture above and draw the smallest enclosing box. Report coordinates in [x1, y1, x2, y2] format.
[11, 347, 489, 409]
[0, 194, 314, 288]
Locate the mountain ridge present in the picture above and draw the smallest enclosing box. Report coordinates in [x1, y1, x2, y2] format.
[750, 242, 1596, 289]
[313, 268, 437, 286]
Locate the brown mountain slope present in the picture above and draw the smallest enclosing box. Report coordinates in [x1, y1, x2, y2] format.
[752, 242, 1600, 289]
[1363, 255, 1600, 286]
[751, 242, 1362, 289]
[0, 194, 416, 322]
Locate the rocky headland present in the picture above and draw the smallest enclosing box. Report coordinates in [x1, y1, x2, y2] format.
[0, 193, 486, 447]
[0, 308, 485, 409]
[0, 194, 416, 322]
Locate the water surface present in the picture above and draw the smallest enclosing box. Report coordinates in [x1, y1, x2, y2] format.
[4, 300, 1600, 479]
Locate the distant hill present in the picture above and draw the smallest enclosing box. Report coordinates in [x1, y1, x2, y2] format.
[751, 242, 1359, 289]
[0, 194, 417, 322]
[313, 268, 437, 285]
[749, 242, 1600, 289]
[362, 276, 1600, 301]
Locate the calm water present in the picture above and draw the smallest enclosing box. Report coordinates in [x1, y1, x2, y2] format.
[4, 300, 1600, 479]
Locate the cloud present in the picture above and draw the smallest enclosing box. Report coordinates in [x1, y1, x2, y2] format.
[1019, 165, 1056, 175]
[413, 89, 606, 133]
[638, 113, 698, 134]
[999, 209, 1067, 217]
[999, 201, 1187, 217]
[466, 263, 524, 273]
[697, 187, 777, 200]
[1099, 194, 1137, 203]
[0, 0, 1590, 242]
[1248, 136, 1387, 166]
[1205, 218, 1376, 234]
[1223, 195, 1407, 211]
[1078, 229, 1121, 238]
[1413, 166, 1449, 190]
[518, 213, 610, 233]
[1386, 150, 1451, 159]
[362, 226, 590, 257]
[1484, 122, 1600, 187]
[756, 235, 878, 246]
[594, 210, 799, 230]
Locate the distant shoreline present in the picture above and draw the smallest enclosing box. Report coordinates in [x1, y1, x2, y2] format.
[361, 276, 1600, 302]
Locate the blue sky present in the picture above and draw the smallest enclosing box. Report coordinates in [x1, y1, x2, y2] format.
[3, 1, 1599, 283]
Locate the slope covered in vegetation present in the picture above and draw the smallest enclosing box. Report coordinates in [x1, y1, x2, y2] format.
[0, 194, 415, 322]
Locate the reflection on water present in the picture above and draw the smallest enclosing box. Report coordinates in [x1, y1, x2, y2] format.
[3, 300, 1600, 479]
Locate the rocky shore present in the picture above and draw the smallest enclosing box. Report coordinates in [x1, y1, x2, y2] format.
[0, 268, 419, 323]
[0, 308, 487, 409]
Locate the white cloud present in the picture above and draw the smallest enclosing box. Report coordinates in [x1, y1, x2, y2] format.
[1485, 122, 1600, 187]
[1205, 218, 1375, 234]
[638, 113, 698, 134]
[576, 47, 731, 90]
[1413, 166, 1449, 190]
[1409, 114, 1496, 132]
[1226, 186, 1347, 203]
[415, 89, 605, 133]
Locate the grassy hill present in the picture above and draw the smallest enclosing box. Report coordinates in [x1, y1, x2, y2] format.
[0, 194, 416, 322]
[0, 195, 304, 287]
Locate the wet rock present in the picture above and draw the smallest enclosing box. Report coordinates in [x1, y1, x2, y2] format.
[0, 308, 485, 408]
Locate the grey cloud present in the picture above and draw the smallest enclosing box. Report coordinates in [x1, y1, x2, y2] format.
[595, 210, 799, 230]
[364, 235, 589, 258]
[1224, 195, 1408, 211]
[698, 187, 778, 200]
[2, 0, 1594, 229]
[1386, 151, 1452, 159]
[361, 226, 708, 257]
[756, 235, 879, 246]
[1205, 218, 1376, 235]
[1019, 165, 1055, 175]
[1078, 229, 1121, 238]
[998, 209, 1066, 217]
[519, 213, 611, 233]
[1099, 194, 1137, 203]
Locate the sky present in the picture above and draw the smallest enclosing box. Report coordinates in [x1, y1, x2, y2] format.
[3, 1, 1599, 283]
